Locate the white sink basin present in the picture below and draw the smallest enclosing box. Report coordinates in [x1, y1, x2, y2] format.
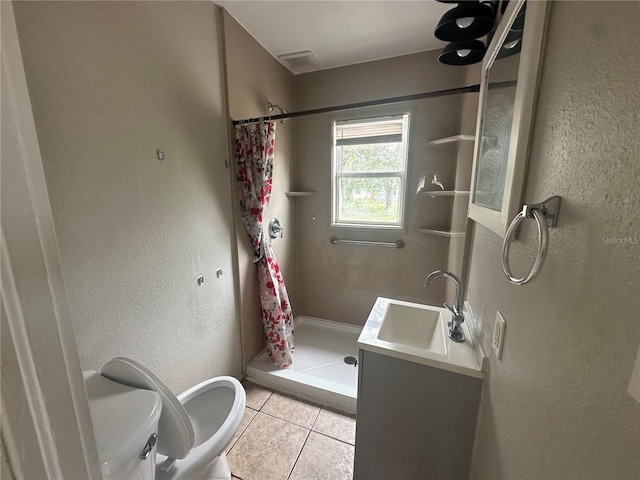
[377, 303, 446, 354]
[358, 297, 485, 379]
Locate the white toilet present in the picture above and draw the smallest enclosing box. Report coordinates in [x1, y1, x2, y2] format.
[86, 357, 246, 480]
[83, 370, 163, 480]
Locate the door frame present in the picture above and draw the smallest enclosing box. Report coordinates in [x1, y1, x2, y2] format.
[1, 2, 101, 478]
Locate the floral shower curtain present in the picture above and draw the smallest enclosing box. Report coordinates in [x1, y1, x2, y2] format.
[235, 122, 294, 367]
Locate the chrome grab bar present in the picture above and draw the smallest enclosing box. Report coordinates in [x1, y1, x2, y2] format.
[502, 196, 561, 285]
[330, 236, 405, 249]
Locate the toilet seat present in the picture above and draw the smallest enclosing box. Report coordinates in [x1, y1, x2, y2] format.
[101, 357, 195, 460]
[100, 357, 245, 480]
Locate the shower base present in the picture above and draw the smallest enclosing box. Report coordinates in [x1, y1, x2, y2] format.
[246, 316, 362, 414]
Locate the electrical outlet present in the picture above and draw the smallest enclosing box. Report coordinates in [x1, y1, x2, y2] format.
[492, 311, 506, 359]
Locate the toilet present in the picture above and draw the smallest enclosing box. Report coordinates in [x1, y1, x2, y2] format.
[83, 370, 162, 480]
[87, 357, 246, 480]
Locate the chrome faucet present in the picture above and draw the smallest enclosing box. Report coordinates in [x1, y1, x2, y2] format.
[424, 270, 465, 342]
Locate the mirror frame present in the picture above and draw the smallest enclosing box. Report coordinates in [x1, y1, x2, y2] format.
[468, 0, 549, 237]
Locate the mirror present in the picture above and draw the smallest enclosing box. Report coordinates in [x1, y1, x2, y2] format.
[468, 0, 549, 237]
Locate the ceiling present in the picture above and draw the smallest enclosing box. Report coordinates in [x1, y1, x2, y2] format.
[216, 1, 451, 74]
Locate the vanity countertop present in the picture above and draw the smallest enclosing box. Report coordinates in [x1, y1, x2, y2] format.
[357, 297, 486, 379]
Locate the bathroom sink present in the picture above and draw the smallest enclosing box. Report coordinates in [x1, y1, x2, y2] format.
[376, 303, 446, 354]
[358, 297, 485, 379]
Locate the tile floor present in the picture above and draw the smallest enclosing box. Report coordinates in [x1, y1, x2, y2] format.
[227, 382, 356, 480]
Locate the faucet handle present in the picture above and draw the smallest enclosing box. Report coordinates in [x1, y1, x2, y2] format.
[444, 302, 466, 343]
[443, 302, 459, 315]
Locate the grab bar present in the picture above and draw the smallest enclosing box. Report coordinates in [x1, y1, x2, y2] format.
[330, 236, 405, 249]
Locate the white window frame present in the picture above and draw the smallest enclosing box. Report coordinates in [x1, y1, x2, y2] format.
[331, 114, 410, 229]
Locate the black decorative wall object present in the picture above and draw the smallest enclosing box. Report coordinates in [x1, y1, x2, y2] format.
[496, 29, 523, 59]
[435, 2, 496, 42]
[435, 1, 502, 65]
[439, 40, 487, 65]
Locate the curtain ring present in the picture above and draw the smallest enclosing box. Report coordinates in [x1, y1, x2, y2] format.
[502, 208, 549, 285]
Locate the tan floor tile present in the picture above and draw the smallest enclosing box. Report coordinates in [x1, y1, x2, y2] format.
[312, 407, 356, 445]
[228, 407, 258, 451]
[242, 381, 272, 410]
[289, 432, 354, 480]
[227, 412, 309, 480]
[261, 392, 321, 429]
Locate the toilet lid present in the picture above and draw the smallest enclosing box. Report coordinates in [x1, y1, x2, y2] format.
[101, 357, 195, 460]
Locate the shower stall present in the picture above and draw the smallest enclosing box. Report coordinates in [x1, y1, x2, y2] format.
[247, 316, 361, 413]
[231, 61, 479, 414]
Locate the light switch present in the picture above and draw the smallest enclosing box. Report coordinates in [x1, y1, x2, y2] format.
[492, 311, 506, 360]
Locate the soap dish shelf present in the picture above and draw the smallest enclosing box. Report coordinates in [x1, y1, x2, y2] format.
[419, 190, 470, 197]
[427, 134, 475, 146]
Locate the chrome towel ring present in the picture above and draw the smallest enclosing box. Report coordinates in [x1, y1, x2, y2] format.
[502, 196, 562, 285]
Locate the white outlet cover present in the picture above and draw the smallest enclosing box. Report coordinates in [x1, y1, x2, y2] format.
[493, 311, 506, 359]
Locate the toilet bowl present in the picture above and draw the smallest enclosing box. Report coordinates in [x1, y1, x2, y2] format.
[100, 357, 246, 480]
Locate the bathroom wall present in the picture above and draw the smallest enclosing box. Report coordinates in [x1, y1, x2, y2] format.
[1, 14, 101, 472]
[294, 51, 470, 325]
[1, 442, 13, 480]
[468, 2, 640, 479]
[447, 63, 481, 303]
[222, 11, 297, 367]
[13, 1, 241, 393]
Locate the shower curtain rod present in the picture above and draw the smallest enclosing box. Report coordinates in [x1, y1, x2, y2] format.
[232, 83, 483, 126]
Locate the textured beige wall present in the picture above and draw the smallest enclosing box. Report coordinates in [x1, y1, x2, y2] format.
[294, 51, 470, 325]
[468, 2, 640, 479]
[222, 11, 297, 366]
[1, 439, 14, 480]
[447, 63, 481, 303]
[13, 1, 241, 393]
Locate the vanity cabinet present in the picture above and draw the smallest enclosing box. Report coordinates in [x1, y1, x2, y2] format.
[354, 349, 483, 480]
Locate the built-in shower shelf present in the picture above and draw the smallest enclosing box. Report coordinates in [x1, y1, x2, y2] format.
[285, 191, 317, 197]
[418, 228, 466, 238]
[427, 134, 475, 146]
[419, 190, 470, 197]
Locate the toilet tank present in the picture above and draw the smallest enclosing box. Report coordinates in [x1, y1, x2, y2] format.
[83, 371, 162, 480]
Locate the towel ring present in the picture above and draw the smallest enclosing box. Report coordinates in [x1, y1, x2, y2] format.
[502, 196, 561, 285]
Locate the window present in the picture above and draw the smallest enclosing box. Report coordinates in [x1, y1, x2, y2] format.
[332, 114, 410, 228]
